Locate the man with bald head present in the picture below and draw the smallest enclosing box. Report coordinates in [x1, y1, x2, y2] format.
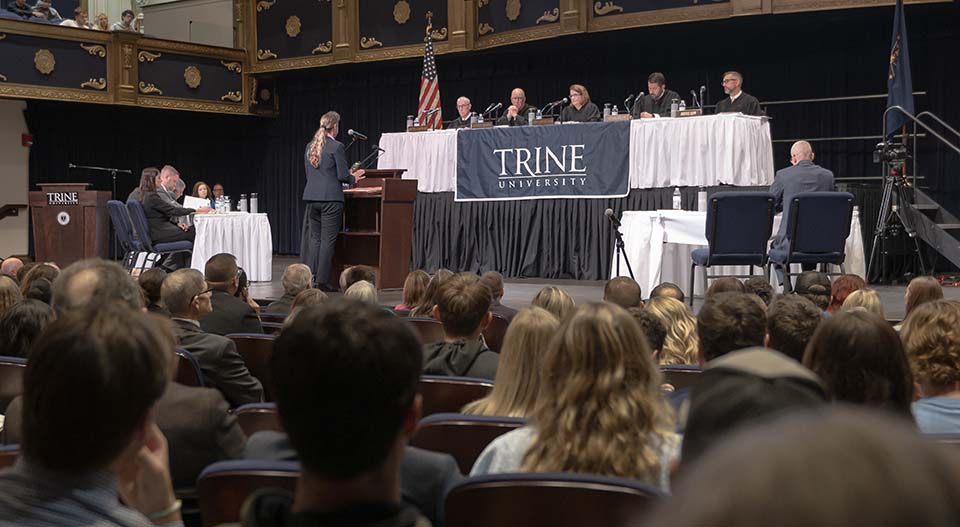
[770, 140, 835, 252]
[1, 258, 23, 281]
[497, 87, 536, 126]
[447, 96, 474, 129]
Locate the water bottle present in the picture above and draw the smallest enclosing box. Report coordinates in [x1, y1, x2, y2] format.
[527, 107, 536, 124]
[239, 194, 248, 213]
[214, 196, 222, 213]
[612, 105, 619, 116]
[470, 113, 478, 125]
[670, 99, 679, 118]
[536, 109, 543, 121]
[223, 196, 232, 212]
[603, 103, 611, 119]
[672, 187, 682, 210]
[697, 188, 708, 211]
[250, 193, 259, 214]
[679, 100, 687, 112]
[406, 115, 414, 129]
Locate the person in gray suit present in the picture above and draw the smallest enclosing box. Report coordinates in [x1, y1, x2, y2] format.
[301, 111, 365, 291]
[770, 140, 835, 253]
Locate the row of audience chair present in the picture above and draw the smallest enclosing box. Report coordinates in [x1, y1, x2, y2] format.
[106, 200, 193, 273]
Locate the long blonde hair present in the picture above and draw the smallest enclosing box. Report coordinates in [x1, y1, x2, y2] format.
[462, 307, 559, 418]
[842, 288, 885, 319]
[522, 302, 674, 481]
[307, 111, 340, 169]
[531, 286, 575, 321]
[645, 296, 699, 365]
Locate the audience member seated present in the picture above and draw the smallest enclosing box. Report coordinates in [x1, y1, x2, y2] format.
[127, 167, 159, 203]
[422, 273, 498, 380]
[162, 268, 263, 406]
[111, 8, 135, 31]
[462, 307, 558, 417]
[743, 276, 774, 305]
[705, 277, 745, 299]
[764, 295, 821, 362]
[0, 300, 54, 359]
[793, 271, 831, 311]
[827, 273, 866, 312]
[0, 257, 23, 281]
[5, 0, 33, 18]
[803, 310, 913, 416]
[142, 167, 210, 269]
[603, 276, 643, 309]
[266, 264, 312, 315]
[902, 276, 943, 324]
[409, 269, 453, 318]
[344, 280, 378, 304]
[15, 262, 35, 285]
[30, 0, 59, 20]
[841, 288, 885, 319]
[645, 296, 698, 365]
[648, 408, 960, 526]
[900, 300, 960, 434]
[697, 292, 766, 364]
[282, 288, 329, 329]
[59, 7, 90, 27]
[93, 12, 108, 30]
[0, 275, 21, 319]
[200, 253, 264, 336]
[471, 302, 678, 491]
[138, 268, 168, 316]
[339, 264, 377, 292]
[628, 307, 667, 358]
[531, 286, 575, 321]
[22, 278, 52, 305]
[0, 305, 182, 526]
[19, 263, 58, 299]
[396, 270, 429, 312]
[479, 271, 518, 322]
[679, 347, 826, 465]
[242, 299, 442, 527]
[650, 281, 684, 303]
[48, 259, 141, 315]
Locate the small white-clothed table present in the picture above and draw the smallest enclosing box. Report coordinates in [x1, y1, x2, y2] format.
[611, 209, 864, 297]
[191, 212, 274, 282]
[377, 114, 774, 193]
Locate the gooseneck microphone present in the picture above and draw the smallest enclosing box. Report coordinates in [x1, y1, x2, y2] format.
[347, 129, 368, 140]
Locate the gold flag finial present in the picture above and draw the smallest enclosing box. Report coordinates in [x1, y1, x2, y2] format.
[425, 11, 433, 35]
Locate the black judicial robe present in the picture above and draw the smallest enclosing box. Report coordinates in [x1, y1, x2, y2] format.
[716, 91, 764, 116]
[560, 102, 601, 123]
[631, 90, 681, 118]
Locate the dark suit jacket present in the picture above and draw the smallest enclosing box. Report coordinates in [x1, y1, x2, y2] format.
[173, 318, 263, 406]
[243, 431, 462, 527]
[142, 191, 195, 243]
[302, 138, 355, 202]
[770, 160, 836, 250]
[200, 290, 264, 336]
[264, 293, 296, 315]
[489, 298, 518, 322]
[2, 383, 247, 489]
[716, 91, 764, 116]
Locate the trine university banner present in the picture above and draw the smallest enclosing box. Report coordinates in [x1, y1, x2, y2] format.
[455, 121, 631, 202]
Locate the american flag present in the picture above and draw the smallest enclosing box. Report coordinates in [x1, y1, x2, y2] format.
[417, 26, 442, 129]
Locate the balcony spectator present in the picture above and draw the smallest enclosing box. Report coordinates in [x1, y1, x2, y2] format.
[5, 0, 34, 18]
[59, 7, 90, 28]
[111, 9, 135, 31]
[30, 0, 61, 21]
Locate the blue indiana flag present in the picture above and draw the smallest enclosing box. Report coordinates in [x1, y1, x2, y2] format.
[886, 0, 914, 137]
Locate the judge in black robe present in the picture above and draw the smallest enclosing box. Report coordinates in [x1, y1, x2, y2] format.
[560, 83, 601, 123]
[496, 87, 537, 126]
[446, 96, 474, 129]
[716, 71, 764, 116]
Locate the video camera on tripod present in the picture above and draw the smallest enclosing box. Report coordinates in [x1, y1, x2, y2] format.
[873, 141, 909, 164]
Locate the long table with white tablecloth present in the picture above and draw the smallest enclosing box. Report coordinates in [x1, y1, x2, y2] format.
[611, 209, 865, 297]
[378, 113, 775, 193]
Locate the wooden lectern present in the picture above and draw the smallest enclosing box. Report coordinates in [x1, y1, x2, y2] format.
[29, 183, 111, 267]
[331, 169, 417, 290]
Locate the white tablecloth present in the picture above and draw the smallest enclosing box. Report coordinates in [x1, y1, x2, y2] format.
[611, 209, 864, 297]
[378, 114, 774, 193]
[191, 212, 273, 282]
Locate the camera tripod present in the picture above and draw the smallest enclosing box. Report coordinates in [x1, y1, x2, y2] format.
[866, 159, 926, 283]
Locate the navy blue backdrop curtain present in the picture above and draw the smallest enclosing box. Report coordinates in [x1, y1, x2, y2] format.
[25, 1, 960, 277]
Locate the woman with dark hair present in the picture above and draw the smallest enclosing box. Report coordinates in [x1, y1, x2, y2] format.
[560, 84, 601, 123]
[19, 264, 59, 301]
[0, 299, 55, 358]
[793, 271, 831, 311]
[409, 269, 453, 318]
[127, 167, 160, 203]
[138, 268, 168, 315]
[904, 276, 943, 320]
[192, 181, 215, 208]
[803, 310, 914, 416]
[395, 270, 429, 312]
[301, 111, 366, 291]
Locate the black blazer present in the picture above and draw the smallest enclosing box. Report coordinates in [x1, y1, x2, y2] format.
[200, 290, 264, 336]
[302, 138, 355, 202]
[243, 431, 462, 527]
[173, 318, 264, 406]
[142, 191, 194, 242]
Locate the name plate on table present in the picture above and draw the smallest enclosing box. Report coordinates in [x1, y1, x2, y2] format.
[604, 114, 632, 122]
[456, 120, 631, 202]
[406, 126, 430, 132]
[678, 108, 703, 117]
[471, 121, 493, 129]
[532, 117, 555, 126]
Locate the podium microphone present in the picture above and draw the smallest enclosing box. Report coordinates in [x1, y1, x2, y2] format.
[68, 163, 77, 169]
[347, 129, 368, 140]
[483, 102, 502, 117]
[623, 94, 634, 112]
[604, 208, 622, 228]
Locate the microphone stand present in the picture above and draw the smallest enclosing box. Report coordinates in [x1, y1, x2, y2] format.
[612, 220, 635, 280]
[68, 163, 133, 261]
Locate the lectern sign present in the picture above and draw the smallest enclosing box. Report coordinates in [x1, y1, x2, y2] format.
[47, 192, 79, 206]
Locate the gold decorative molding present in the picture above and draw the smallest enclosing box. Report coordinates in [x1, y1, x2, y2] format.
[80, 43, 106, 57]
[121, 43, 134, 88]
[257, 49, 278, 60]
[594, 1, 624, 16]
[589, 2, 731, 31]
[221, 61, 242, 73]
[431, 27, 448, 41]
[536, 8, 560, 24]
[360, 36, 383, 49]
[249, 53, 335, 73]
[220, 90, 242, 102]
[312, 41, 333, 54]
[183, 66, 202, 89]
[0, 82, 111, 104]
[137, 96, 249, 114]
[286, 15, 301, 37]
[478, 23, 495, 35]
[34, 50, 55, 75]
[80, 77, 106, 90]
[138, 81, 163, 95]
[136, 38, 246, 60]
[394, 0, 410, 24]
[353, 40, 451, 62]
[506, 0, 522, 21]
[256, 0, 274, 12]
[477, 23, 561, 48]
[138, 50, 162, 62]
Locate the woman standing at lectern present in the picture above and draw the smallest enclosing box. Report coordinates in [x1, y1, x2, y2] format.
[301, 111, 365, 291]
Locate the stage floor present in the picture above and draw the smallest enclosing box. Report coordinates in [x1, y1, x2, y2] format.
[248, 256, 960, 322]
